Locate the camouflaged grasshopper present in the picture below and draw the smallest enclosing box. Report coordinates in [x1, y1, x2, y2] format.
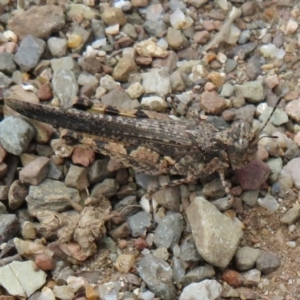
[5, 96, 283, 201]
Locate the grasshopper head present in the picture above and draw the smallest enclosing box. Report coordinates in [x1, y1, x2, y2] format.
[226, 120, 258, 170]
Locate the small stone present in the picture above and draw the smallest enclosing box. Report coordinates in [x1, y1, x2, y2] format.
[222, 269, 245, 287]
[39, 286, 55, 300]
[194, 31, 210, 44]
[77, 72, 98, 86]
[131, 0, 148, 7]
[179, 280, 222, 300]
[26, 178, 80, 216]
[134, 39, 168, 58]
[235, 246, 261, 271]
[0, 214, 19, 243]
[35, 253, 55, 271]
[280, 206, 300, 224]
[14, 35, 46, 72]
[21, 221, 36, 240]
[115, 254, 135, 273]
[241, 1, 256, 16]
[47, 37, 67, 57]
[52, 285, 74, 300]
[201, 91, 227, 115]
[187, 197, 243, 268]
[101, 7, 127, 26]
[235, 159, 270, 190]
[128, 211, 152, 237]
[0, 116, 35, 155]
[256, 251, 281, 274]
[285, 99, 300, 122]
[37, 83, 53, 101]
[241, 190, 259, 207]
[71, 148, 95, 167]
[259, 107, 288, 126]
[0, 53, 16, 74]
[0, 261, 46, 298]
[257, 194, 279, 212]
[242, 269, 261, 286]
[67, 34, 83, 48]
[112, 57, 138, 82]
[235, 81, 264, 103]
[180, 265, 215, 287]
[166, 27, 189, 50]
[67, 3, 97, 20]
[154, 213, 183, 249]
[19, 157, 50, 186]
[65, 165, 89, 191]
[265, 75, 279, 89]
[141, 96, 167, 112]
[286, 18, 298, 34]
[0, 72, 12, 87]
[170, 70, 186, 92]
[126, 82, 144, 98]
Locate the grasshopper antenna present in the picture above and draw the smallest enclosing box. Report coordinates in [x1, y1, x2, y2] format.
[258, 89, 289, 135]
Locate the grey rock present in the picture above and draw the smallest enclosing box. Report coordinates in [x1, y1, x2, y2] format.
[179, 280, 222, 300]
[142, 69, 172, 97]
[138, 254, 176, 300]
[65, 165, 89, 191]
[220, 83, 234, 97]
[0, 214, 19, 243]
[211, 197, 232, 211]
[242, 269, 261, 286]
[50, 57, 80, 75]
[227, 42, 256, 58]
[151, 185, 180, 211]
[52, 69, 79, 109]
[180, 236, 202, 262]
[8, 180, 28, 210]
[113, 195, 139, 218]
[266, 157, 283, 183]
[47, 37, 67, 58]
[87, 159, 113, 184]
[282, 158, 300, 189]
[280, 206, 300, 224]
[259, 107, 288, 126]
[256, 251, 281, 274]
[0, 53, 16, 74]
[128, 211, 152, 237]
[91, 178, 119, 198]
[238, 29, 251, 44]
[47, 162, 62, 180]
[14, 35, 46, 72]
[77, 72, 98, 86]
[53, 266, 74, 285]
[154, 213, 183, 249]
[0, 260, 46, 298]
[203, 178, 226, 199]
[225, 59, 238, 73]
[172, 257, 186, 283]
[67, 3, 97, 21]
[186, 197, 243, 268]
[235, 81, 264, 103]
[26, 178, 80, 216]
[257, 194, 279, 212]
[143, 20, 167, 37]
[180, 265, 215, 287]
[241, 190, 259, 207]
[91, 19, 106, 39]
[235, 246, 261, 271]
[233, 104, 256, 123]
[53, 285, 74, 300]
[0, 116, 35, 155]
[0, 72, 12, 87]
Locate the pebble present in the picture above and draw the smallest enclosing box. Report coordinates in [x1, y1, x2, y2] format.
[8, 180, 28, 210]
[128, 211, 152, 237]
[200, 91, 227, 115]
[65, 164, 89, 191]
[180, 264, 215, 287]
[126, 82, 145, 98]
[282, 157, 300, 189]
[141, 95, 167, 112]
[91, 178, 119, 198]
[26, 178, 80, 216]
[47, 37, 67, 57]
[7, 5, 65, 40]
[0, 116, 35, 155]
[180, 236, 202, 263]
[115, 254, 135, 273]
[266, 157, 283, 183]
[256, 251, 281, 275]
[101, 7, 127, 26]
[112, 57, 138, 82]
[186, 197, 243, 268]
[234, 81, 265, 103]
[179, 280, 222, 300]
[257, 194, 279, 212]
[235, 159, 270, 190]
[138, 254, 176, 300]
[72, 148, 95, 167]
[0, 214, 19, 243]
[242, 269, 261, 286]
[19, 157, 50, 186]
[241, 190, 259, 207]
[153, 213, 183, 249]
[222, 269, 245, 287]
[0, 53, 16, 74]
[39, 286, 55, 300]
[235, 246, 261, 271]
[259, 107, 288, 126]
[280, 206, 300, 225]
[0, 261, 46, 298]
[166, 27, 189, 50]
[52, 286, 74, 300]
[21, 221, 36, 240]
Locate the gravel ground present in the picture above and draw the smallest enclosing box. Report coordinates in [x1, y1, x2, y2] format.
[1, 0, 300, 299]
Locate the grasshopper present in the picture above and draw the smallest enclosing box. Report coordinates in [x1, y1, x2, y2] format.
[5, 96, 283, 201]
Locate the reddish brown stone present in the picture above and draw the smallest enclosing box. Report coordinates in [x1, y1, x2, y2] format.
[37, 82, 53, 101]
[222, 269, 245, 287]
[72, 148, 95, 167]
